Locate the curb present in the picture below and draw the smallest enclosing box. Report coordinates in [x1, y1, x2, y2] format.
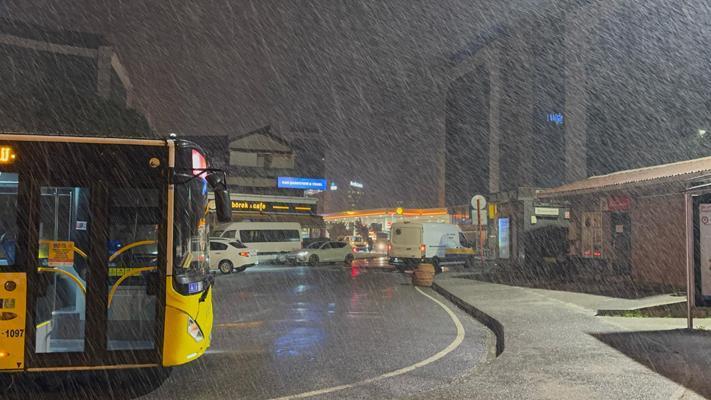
[431, 281, 505, 357]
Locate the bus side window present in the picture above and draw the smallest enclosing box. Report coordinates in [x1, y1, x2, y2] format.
[0, 172, 19, 268]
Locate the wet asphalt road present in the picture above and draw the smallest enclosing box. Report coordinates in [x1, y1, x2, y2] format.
[2, 260, 490, 400]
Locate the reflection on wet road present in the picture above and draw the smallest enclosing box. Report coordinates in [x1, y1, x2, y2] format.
[2, 263, 489, 400]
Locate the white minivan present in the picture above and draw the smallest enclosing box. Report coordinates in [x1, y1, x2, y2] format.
[213, 222, 302, 263]
[388, 222, 475, 272]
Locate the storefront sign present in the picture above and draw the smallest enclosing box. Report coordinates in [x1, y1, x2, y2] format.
[608, 196, 631, 211]
[698, 204, 711, 298]
[48, 241, 74, 267]
[232, 200, 267, 212]
[230, 200, 315, 215]
[277, 177, 327, 190]
[498, 218, 510, 259]
[488, 203, 497, 220]
[534, 207, 559, 216]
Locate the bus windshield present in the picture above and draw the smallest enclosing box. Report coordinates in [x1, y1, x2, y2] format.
[173, 172, 210, 293]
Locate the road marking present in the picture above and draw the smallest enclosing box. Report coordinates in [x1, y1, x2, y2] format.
[216, 321, 264, 329]
[206, 347, 266, 355]
[266, 286, 466, 400]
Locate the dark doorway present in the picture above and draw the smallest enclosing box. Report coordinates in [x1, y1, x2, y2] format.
[610, 212, 631, 273]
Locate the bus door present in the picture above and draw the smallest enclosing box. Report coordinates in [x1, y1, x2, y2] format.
[23, 143, 165, 369]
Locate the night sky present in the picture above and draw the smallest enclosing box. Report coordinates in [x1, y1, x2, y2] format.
[0, 0, 545, 208]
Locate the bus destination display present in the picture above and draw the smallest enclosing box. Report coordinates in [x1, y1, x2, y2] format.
[0, 146, 16, 164]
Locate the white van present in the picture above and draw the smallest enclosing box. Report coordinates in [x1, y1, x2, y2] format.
[213, 222, 302, 262]
[388, 222, 475, 272]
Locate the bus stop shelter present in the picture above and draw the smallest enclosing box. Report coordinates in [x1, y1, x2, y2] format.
[538, 155, 711, 300]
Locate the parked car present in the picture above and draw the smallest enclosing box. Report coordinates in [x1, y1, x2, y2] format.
[286, 241, 354, 266]
[338, 235, 369, 252]
[209, 238, 258, 274]
[388, 222, 475, 272]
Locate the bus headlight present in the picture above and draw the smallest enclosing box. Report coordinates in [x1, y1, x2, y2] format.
[187, 317, 204, 342]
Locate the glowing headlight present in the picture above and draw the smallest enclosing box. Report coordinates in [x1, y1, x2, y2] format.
[187, 316, 204, 342]
[297, 251, 308, 257]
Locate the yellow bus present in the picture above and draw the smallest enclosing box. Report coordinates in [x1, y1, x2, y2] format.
[0, 134, 231, 374]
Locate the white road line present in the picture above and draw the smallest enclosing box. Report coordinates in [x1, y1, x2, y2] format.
[266, 286, 466, 400]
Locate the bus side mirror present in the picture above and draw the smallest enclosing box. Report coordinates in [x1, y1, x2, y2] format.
[206, 172, 231, 223]
[214, 189, 231, 223]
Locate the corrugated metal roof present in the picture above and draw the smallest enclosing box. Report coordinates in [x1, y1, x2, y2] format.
[538, 155, 711, 198]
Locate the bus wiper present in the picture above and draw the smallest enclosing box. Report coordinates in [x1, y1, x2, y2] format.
[199, 273, 215, 303]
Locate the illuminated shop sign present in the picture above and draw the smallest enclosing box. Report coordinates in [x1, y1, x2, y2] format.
[546, 112, 564, 126]
[278, 177, 327, 190]
[498, 218, 510, 259]
[534, 207, 559, 216]
[349, 181, 364, 189]
[231, 201, 267, 212]
[230, 200, 315, 214]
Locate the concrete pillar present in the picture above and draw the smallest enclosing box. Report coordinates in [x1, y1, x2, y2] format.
[96, 46, 113, 100]
[508, 33, 534, 186]
[563, 15, 590, 182]
[110, 53, 135, 108]
[449, 41, 503, 197]
[487, 45, 502, 194]
[564, 0, 623, 182]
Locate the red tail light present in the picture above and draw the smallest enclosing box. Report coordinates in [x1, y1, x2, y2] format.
[387, 243, 392, 253]
[420, 244, 426, 255]
[239, 251, 250, 257]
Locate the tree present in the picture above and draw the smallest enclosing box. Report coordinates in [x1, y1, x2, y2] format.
[355, 221, 369, 240]
[326, 222, 349, 240]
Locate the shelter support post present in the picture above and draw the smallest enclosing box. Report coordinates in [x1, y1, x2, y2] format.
[686, 192, 694, 330]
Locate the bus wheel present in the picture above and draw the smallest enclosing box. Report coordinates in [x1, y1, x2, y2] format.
[218, 260, 234, 274]
[309, 255, 320, 267]
[344, 254, 354, 267]
[432, 257, 442, 274]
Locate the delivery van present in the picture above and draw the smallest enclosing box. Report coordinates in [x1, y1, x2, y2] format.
[388, 222, 475, 272]
[212, 222, 302, 262]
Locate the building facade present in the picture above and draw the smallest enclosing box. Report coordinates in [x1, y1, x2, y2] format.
[0, 19, 151, 135]
[188, 127, 327, 235]
[536, 155, 711, 288]
[444, 0, 711, 207]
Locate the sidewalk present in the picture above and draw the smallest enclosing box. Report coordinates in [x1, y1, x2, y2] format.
[416, 274, 711, 400]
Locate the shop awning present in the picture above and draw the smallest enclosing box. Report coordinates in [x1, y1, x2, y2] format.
[230, 212, 325, 228]
[538, 155, 711, 198]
